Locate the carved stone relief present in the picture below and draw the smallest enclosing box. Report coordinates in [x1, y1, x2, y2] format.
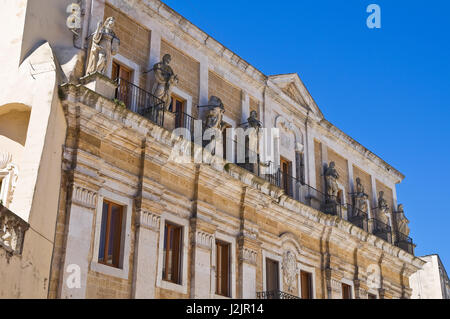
[282, 250, 298, 293]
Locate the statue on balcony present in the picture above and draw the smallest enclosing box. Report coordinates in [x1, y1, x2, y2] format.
[377, 191, 390, 224]
[247, 110, 262, 130]
[152, 54, 179, 110]
[354, 177, 368, 213]
[204, 96, 225, 130]
[86, 17, 120, 76]
[396, 204, 410, 236]
[324, 161, 339, 201]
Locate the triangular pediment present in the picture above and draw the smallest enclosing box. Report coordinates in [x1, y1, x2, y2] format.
[268, 73, 323, 119]
[282, 82, 306, 106]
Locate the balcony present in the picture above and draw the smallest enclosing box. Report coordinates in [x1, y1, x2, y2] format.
[369, 215, 392, 243]
[0, 203, 29, 255]
[256, 290, 300, 299]
[394, 231, 414, 255]
[347, 205, 369, 232]
[112, 80, 414, 252]
[115, 78, 165, 127]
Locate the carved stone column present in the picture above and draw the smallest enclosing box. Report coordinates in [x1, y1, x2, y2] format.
[132, 210, 161, 299]
[60, 184, 98, 299]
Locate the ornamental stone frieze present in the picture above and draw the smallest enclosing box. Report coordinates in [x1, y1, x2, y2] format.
[71, 185, 97, 209]
[330, 278, 342, 292]
[136, 210, 160, 231]
[194, 230, 214, 250]
[240, 247, 258, 265]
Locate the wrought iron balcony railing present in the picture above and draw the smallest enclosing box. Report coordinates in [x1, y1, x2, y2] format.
[174, 111, 196, 141]
[347, 205, 369, 232]
[115, 78, 165, 127]
[119, 92, 411, 249]
[0, 203, 29, 255]
[394, 231, 414, 254]
[256, 290, 300, 299]
[370, 217, 392, 243]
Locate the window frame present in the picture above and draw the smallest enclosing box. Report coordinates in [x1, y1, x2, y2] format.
[156, 213, 189, 294]
[213, 232, 236, 299]
[300, 270, 313, 299]
[162, 221, 183, 285]
[170, 94, 186, 114]
[98, 200, 124, 268]
[262, 250, 283, 293]
[296, 262, 317, 298]
[91, 189, 132, 280]
[341, 282, 353, 299]
[215, 240, 231, 297]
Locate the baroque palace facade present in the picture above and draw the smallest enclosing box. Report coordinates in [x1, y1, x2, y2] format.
[0, 0, 424, 299]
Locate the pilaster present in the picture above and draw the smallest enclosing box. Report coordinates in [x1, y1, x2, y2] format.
[132, 210, 161, 299]
[60, 183, 98, 299]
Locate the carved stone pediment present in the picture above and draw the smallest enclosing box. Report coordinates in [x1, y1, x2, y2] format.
[268, 73, 324, 119]
[282, 83, 306, 106]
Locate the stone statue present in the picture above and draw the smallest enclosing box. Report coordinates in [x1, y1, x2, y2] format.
[324, 161, 339, 201]
[247, 110, 261, 130]
[354, 177, 368, 213]
[204, 96, 225, 130]
[377, 191, 389, 224]
[152, 54, 179, 110]
[396, 204, 410, 236]
[86, 17, 120, 76]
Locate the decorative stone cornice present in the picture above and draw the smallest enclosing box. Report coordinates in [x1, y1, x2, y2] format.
[195, 230, 214, 250]
[136, 210, 160, 231]
[72, 185, 97, 209]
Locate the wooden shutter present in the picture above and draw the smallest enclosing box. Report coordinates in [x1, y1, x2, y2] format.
[301, 271, 312, 299]
[342, 283, 352, 299]
[171, 225, 181, 284]
[215, 241, 230, 297]
[266, 259, 279, 292]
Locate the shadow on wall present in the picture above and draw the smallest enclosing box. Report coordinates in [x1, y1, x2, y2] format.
[0, 103, 31, 147]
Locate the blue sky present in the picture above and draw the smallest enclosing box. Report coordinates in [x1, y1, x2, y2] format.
[163, 0, 450, 267]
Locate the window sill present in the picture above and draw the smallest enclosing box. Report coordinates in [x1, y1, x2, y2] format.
[158, 278, 188, 294]
[90, 261, 128, 280]
[214, 294, 231, 299]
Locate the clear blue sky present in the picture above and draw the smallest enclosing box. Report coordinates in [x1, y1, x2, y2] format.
[163, 0, 450, 267]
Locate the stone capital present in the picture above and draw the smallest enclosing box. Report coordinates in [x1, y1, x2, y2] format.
[239, 247, 258, 265]
[136, 210, 161, 231]
[71, 185, 98, 209]
[194, 230, 214, 250]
